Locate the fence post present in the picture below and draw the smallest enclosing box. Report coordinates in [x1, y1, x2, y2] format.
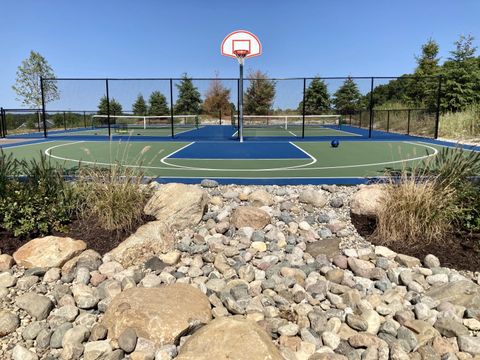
[387, 110, 390, 132]
[63, 111, 67, 131]
[83, 111, 87, 128]
[407, 109, 411, 135]
[0, 107, 4, 138]
[302, 78, 306, 138]
[169, 78, 174, 139]
[40, 77, 47, 138]
[368, 77, 374, 138]
[434, 76, 442, 139]
[105, 79, 111, 138]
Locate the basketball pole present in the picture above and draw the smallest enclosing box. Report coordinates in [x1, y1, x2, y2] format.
[238, 59, 244, 143]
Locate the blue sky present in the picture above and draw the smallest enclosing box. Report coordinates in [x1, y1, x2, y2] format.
[1, 0, 479, 109]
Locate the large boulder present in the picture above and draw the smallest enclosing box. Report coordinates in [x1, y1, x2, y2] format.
[144, 183, 208, 230]
[425, 280, 480, 310]
[176, 316, 283, 360]
[104, 221, 174, 267]
[231, 206, 271, 230]
[306, 238, 342, 259]
[13, 236, 86, 269]
[350, 185, 385, 219]
[102, 284, 212, 346]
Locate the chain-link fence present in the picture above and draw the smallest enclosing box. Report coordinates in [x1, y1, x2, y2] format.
[1, 76, 442, 140]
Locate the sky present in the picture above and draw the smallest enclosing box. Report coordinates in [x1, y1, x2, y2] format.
[1, 0, 479, 109]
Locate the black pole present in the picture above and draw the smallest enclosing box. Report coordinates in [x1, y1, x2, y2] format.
[239, 61, 244, 142]
[387, 110, 390, 132]
[359, 111, 362, 128]
[407, 109, 411, 135]
[219, 109, 222, 125]
[368, 77, 374, 138]
[40, 76, 47, 138]
[237, 79, 240, 137]
[0, 107, 4, 138]
[169, 78, 174, 138]
[434, 76, 442, 139]
[83, 111, 87, 128]
[63, 111, 67, 131]
[105, 79, 111, 138]
[302, 78, 306, 138]
[37, 111, 41, 132]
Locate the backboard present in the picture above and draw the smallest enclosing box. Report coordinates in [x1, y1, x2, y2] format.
[221, 30, 262, 59]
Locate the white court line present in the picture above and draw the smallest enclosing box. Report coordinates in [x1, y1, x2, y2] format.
[44, 141, 439, 173]
[288, 131, 297, 137]
[231, 130, 238, 138]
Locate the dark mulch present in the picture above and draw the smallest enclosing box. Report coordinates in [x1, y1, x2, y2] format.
[352, 215, 480, 272]
[0, 215, 154, 256]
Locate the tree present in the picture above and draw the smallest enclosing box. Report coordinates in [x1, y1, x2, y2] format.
[148, 91, 169, 115]
[12, 51, 59, 108]
[244, 70, 276, 115]
[132, 94, 147, 116]
[97, 96, 123, 115]
[298, 77, 330, 114]
[415, 38, 440, 74]
[449, 34, 477, 62]
[203, 77, 231, 118]
[333, 77, 362, 114]
[174, 74, 202, 114]
[442, 34, 480, 111]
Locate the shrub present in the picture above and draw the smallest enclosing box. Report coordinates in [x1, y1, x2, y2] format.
[0, 152, 76, 238]
[439, 103, 480, 141]
[74, 145, 154, 234]
[374, 146, 480, 247]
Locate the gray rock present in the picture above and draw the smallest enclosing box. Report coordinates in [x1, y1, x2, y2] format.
[62, 325, 90, 347]
[22, 321, 47, 340]
[106, 349, 125, 360]
[457, 336, 480, 355]
[278, 322, 299, 336]
[299, 190, 327, 207]
[72, 284, 100, 309]
[0, 310, 19, 336]
[12, 345, 38, 360]
[396, 326, 417, 352]
[89, 324, 108, 341]
[15, 292, 53, 320]
[424, 254, 441, 269]
[97, 279, 122, 300]
[251, 230, 265, 242]
[318, 228, 333, 238]
[330, 197, 344, 208]
[144, 256, 167, 272]
[0, 272, 16, 287]
[118, 327, 137, 353]
[434, 317, 469, 337]
[306, 238, 341, 259]
[50, 322, 73, 348]
[75, 267, 91, 285]
[36, 328, 53, 349]
[346, 314, 368, 331]
[84, 340, 113, 360]
[308, 310, 328, 333]
[17, 275, 39, 290]
[201, 179, 219, 188]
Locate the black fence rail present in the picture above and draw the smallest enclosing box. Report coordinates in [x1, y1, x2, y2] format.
[1, 76, 443, 140]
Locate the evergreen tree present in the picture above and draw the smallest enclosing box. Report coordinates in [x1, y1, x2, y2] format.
[203, 77, 231, 118]
[411, 39, 441, 109]
[244, 70, 276, 115]
[148, 91, 169, 115]
[332, 77, 362, 114]
[12, 51, 59, 108]
[174, 74, 202, 114]
[442, 34, 480, 111]
[97, 96, 123, 115]
[132, 94, 147, 116]
[298, 77, 330, 114]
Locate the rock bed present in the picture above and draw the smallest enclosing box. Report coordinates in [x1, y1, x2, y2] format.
[0, 182, 479, 360]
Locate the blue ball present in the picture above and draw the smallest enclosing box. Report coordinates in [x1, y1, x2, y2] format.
[331, 139, 340, 148]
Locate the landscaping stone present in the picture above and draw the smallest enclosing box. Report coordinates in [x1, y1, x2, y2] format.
[15, 292, 53, 320]
[231, 206, 271, 229]
[0, 310, 19, 337]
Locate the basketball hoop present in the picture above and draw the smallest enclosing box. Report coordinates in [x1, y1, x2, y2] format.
[221, 30, 262, 142]
[233, 49, 250, 64]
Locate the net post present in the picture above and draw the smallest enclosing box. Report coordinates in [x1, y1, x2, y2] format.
[169, 78, 174, 139]
[302, 78, 306, 138]
[143, 116, 147, 130]
[105, 79, 111, 138]
[368, 77, 374, 138]
[40, 76, 48, 138]
[237, 79, 240, 137]
[434, 76, 442, 139]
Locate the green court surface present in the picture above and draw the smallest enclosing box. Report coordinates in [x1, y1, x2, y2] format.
[1, 139, 462, 180]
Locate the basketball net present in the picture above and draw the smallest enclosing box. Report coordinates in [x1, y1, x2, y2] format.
[233, 49, 249, 65]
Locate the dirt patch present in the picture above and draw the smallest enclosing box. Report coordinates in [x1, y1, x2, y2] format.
[0, 215, 155, 256]
[352, 217, 480, 272]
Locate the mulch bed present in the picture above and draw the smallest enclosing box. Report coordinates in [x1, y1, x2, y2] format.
[352, 215, 480, 272]
[0, 215, 154, 256]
